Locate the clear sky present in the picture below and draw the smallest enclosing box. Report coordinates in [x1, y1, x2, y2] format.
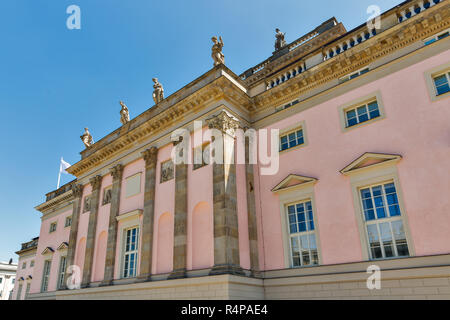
[0, 0, 401, 262]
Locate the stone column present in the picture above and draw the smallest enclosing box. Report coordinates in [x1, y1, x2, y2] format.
[207, 111, 244, 275]
[63, 183, 83, 289]
[101, 164, 123, 286]
[137, 147, 158, 281]
[81, 175, 102, 288]
[245, 130, 259, 276]
[168, 139, 188, 279]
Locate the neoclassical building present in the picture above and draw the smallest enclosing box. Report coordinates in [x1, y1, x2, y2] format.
[27, 0, 450, 299]
[11, 237, 38, 300]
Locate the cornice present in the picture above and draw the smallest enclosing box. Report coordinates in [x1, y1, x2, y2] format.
[35, 189, 74, 213]
[67, 74, 251, 177]
[252, 1, 450, 114]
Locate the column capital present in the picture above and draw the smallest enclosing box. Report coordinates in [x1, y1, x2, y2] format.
[89, 175, 102, 190]
[109, 164, 124, 181]
[206, 111, 241, 137]
[142, 147, 158, 167]
[72, 183, 83, 198]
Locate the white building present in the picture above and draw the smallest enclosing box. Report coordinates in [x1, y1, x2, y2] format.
[0, 260, 17, 300]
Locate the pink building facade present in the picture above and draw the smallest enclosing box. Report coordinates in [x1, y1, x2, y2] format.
[26, 0, 450, 299]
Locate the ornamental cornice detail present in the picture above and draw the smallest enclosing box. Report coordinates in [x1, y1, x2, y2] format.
[206, 111, 241, 136]
[110, 164, 124, 181]
[142, 147, 158, 167]
[252, 2, 450, 113]
[89, 175, 102, 190]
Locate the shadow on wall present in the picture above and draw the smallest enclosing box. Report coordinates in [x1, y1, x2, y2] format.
[192, 202, 214, 270]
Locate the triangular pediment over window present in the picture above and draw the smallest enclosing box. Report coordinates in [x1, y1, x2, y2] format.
[26, 275, 32, 280]
[41, 247, 54, 256]
[340, 152, 402, 175]
[271, 174, 317, 193]
[57, 242, 69, 251]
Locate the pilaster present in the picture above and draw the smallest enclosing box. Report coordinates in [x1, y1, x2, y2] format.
[101, 164, 124, 286]
[137, 147, 158, 281]
[207, 111, 244, 276]
[81, 175, 102, 288]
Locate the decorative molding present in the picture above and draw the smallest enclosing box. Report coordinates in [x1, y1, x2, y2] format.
[340, 152, 402, 175]
[72, 184, 83, 198]
[142, 147, 158, 167]
[110, 164, 124, 181]
[271, 174, 318, 193]
[41, 247, 54, 256]
[206, 111, 241, 136]
[116, 209, 143, 222]
[57, 242, 69, 251]
[89, 175, 102, 190]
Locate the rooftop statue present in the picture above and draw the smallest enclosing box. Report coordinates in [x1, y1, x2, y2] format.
[119, 101, 130, 125]
[211, 36, 225, 66]
[152, 78, 164, 104]
[275, 28, 286, 51]
[80, 127, 94, 148]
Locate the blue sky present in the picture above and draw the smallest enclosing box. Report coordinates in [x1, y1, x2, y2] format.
[0, 0, 401, 262]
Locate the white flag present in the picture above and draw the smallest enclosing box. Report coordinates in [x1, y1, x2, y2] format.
[60, 158, 71, 174]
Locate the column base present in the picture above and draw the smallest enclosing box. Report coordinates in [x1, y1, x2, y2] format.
[168, 268, 187, 280]
[209, 264, 245, 276]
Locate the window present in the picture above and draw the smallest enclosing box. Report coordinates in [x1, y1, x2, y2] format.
[340, 67, 370, 83]
[280, 128, 304, 151]
[424, 28, 450, 45]
[102, 186, 112, 205]
[122, 227, 139, 278]
[49, 222, 57, 233]
[432, 72, 450, 96]
[16, 284, 23, 300]
[25, 283, 30, 299]
[160, 160, 174, 183]
[125, 173, 141, 198]
[359, 182, 409, 260]
[30, 260, 34, 268]
[41, 260, 51, 292]
[64, 216, 72, 228]
[0, 277, 3, 284]
[57, 256, 67, 289]
[22, 262, 26, 269]
[287, 200, 319, 267]
[193, 143, 210, 170]
[345, 100, 380, 128]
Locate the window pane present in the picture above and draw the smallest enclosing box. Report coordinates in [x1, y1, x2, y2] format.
[434, 75, 450, 95]
[379, 222, 394, 258]
[367, 224, 382, 259]
[357, 106, 369, 122]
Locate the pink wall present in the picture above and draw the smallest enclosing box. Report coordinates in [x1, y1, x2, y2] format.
[153, 144, 175, 274]
[256, 50, 450, 270]
[13, 255, 35, 299]
[91, 174, 112, 282]
[30, 208, 72, 294]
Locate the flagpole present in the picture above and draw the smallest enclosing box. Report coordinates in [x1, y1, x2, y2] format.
[57, 157, 62, 189]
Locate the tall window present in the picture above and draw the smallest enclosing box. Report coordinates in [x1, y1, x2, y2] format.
[49, 222, 57, 233]
[433, 72, 450, 96]
[16, 284, 23, 300]
[65, 216, 72, 228]
[359, 182, 409, 259]
[122, 227, 139, 278]
[345, 100, 380, 128]
[280, 128, 304, 151]
[25, 283, 30, 299]
[57, 256, 67, 289]
[287, 200, 318, 267]
[41, 260, 51, 292]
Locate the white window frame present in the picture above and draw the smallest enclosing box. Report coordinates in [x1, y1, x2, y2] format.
[339, 66, 370, 83]
[16, 283, 23, 300]
[41, 260, 52, 292]
[432, 71, 450, 96]
[279, 121, 308, 154]
[345, 158, 415, 261]
[286, 199, 319, 268]
[64, 216, 72, 228]
[25, 282, 31, 299]
[424, 62, 450, 102]
[338, 91, 386, 132]
[49, 222, 57, 233]
[122, 226, 139, 279]
[116, 209, 142, 279]
[57, 255, 67, 289]
[358, 181, 410, 260]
